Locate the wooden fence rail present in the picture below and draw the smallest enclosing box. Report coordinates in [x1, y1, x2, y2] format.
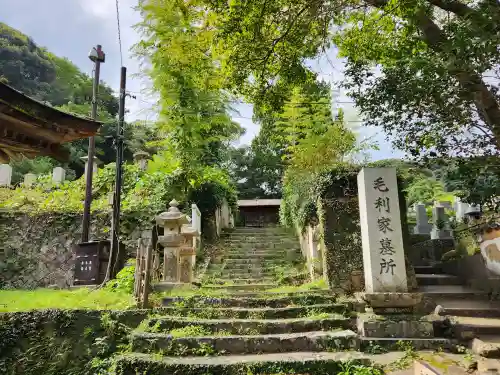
[134, 238, 153, 308]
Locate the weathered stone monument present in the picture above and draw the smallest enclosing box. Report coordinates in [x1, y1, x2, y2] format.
[431, 205, 453, 239]
[358, 167, 408, 293]
[52, 167, 66, 184]
[23, 173, 37, 187]
[357, 168, 428, 347]
[414, 203, 432, 235]
[156, 199, 189, 284]
[0, 164, 12, 187]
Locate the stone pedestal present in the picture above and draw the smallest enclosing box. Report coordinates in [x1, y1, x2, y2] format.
[156, 200, 189, 283]
[362, 292, 423, 314]
[23, 173, 36, 187]
[0, 164, 12, 186]
[52, 167, 66, 184]
[179, 224, 199, 283]
[358, 167, 407, 293]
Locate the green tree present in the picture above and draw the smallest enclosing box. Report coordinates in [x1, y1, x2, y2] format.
[135, 0, 244, 192]
[204, 0, 500, 159]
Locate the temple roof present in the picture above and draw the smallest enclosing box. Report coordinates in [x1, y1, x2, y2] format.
[0, 82, 102, 163]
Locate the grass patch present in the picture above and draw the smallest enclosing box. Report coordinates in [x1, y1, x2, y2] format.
[169, 325, 212, 337]
[0, 288, 135, 312]
[265, 278, 328, 293]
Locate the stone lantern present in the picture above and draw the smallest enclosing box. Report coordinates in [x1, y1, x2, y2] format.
[133, 151, 150, 171]
[179, 223, 200, 283]
[156, 199, 189, 283]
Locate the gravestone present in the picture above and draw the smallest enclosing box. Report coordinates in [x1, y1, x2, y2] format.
[23, 173, 37, 187]
[52, 167, 66, 184]
[0, 164, 12, 187]
[413, 203, 432, 235]
[454, 197, 470, 222]
[431, 205, 453, 239]
[358, 167, 408, 293]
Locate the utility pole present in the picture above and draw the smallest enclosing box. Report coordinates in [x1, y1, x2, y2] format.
[82, 45, 105, 243]
[107, 66, 127, 280]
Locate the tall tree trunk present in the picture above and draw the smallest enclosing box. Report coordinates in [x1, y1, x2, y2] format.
[415, 11, 500, 149]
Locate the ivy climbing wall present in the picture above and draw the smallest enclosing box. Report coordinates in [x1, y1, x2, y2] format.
[310, 167, 416, 292]
[0, 212, 146, 289]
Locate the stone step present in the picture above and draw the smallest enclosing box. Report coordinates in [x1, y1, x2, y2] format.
[202, 283, 277, 292]
[213, 268, 276, 276]
[414, 265, 443, 274]
[217, 278, 276, 284]
[224, 251, 292, 257]
[222, 258, 289, 265]
[130, 330, 358, 355]
[209, 263, 275, 271]
[212, 270, 276, 276]
[452, 317, 500, 338]
[419, 285, 490, 300]
[359, 337, 451, 351]
[114, 351, 375, 375]
[224, 242, 299, 249]
[416, 274, 461, 286]
[228, 289, 333, 298]
[145, 315, 353, 335]
[161, 294, 339, 308]
[157, 303, 351, 320]
[217, 273, 276, 280]
[224, 253, 291, 260]
[438, 306, 500, 319]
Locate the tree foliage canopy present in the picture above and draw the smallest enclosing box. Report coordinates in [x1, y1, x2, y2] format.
[204, 0, 500, 159]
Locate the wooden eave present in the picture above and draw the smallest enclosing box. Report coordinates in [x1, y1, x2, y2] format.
[0, 82, 102, 163]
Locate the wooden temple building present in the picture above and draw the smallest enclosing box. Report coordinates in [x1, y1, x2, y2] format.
[0, 82, 101, 163]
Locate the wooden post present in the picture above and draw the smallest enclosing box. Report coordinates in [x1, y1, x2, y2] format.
[133, 238, 142, 299]
[141, 239, 153, 308]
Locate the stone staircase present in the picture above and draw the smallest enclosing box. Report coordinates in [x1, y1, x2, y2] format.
[201, 227, 304, 290]
[107, 227, 500, 373]
[110, 227, 370, 373]
[112, 292, 369, 374]
[414, 263, 500, 358]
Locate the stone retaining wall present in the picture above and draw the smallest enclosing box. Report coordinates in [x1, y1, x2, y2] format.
[0, 212, 145, 289]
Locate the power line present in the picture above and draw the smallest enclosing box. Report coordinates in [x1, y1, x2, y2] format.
[115, 0, 124, 67]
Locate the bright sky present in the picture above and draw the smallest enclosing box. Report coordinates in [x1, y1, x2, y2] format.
[1, 0, 403, 161]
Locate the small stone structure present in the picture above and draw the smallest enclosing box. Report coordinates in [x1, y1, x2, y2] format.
[0, 164, 12, 186]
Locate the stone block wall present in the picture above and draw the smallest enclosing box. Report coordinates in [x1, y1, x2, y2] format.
[0, 212, 146, 289]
